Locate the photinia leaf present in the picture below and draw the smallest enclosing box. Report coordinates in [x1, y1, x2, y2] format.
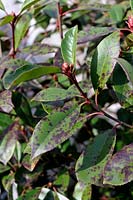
[0, 90, 13, 112]
[15, 14, 31, 50]
[21, 0, 40, 12]
[76, 130, 116, 186]
[61, 26, 78, 66]
[109, 4, 125, 23]
[116, 58, 133, 84]
[0, 121, 20, 165]
[0, 15, 14, 27]
[17, 188, 41, 200]
[0, 113, 13, 134]
[0, 163, 10, 173]
[33, 81, 90, 102]
[130, 0, 133, 10]
[3, 64, 61, 89]
[2, 172, 15, 192]
[30, 105, 81, 159]
[73, 182, 92, 200]
[112, 64, 133, 109]
[0, 0, 5, 11]
[91, 31, 120, 91]
[103, 143, 133, 185]
[78, 26, 117, 44]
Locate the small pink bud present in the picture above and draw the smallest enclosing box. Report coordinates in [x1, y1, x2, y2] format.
[127, 15, 133, 32]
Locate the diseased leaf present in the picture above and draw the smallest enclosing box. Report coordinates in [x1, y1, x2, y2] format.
[0, 0, 5, 11]
[76, 130, 116, 186]
[0, 90, 13, 112]
[0, 121, 20, 165]
[3, 64, 61, 89]
[112, 64, 133, 109]
[0, 15, 14, 27]
[15, 14, 31, 50]
[33, 81, 91, 102]
[116, 58, 133, 84]
[22, 154, 40, 171]
[61, 26, 78, 66]
[103, 143, 133, 185]
[91, 31, 120, 90]
[73, 182, 92, 200]
[30, 105, 81, 159]
[78, 26, 117, 44]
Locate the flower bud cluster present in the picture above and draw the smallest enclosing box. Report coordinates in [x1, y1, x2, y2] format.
[62, 63, 74, 76]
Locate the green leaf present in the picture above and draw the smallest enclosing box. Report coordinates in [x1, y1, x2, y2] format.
[91, 31, 120, 91]
[0, 0, 5, 11]
[33, 81, 90, 102]
[17, 188, 41, 200]
[2, 172, 15, 192]
[0, 113, 13, 134]
[0, 15, 14, 27]
[103, 143, 133, 185]
[30, 105, 80, 159]
[61, 26, 78, 65]
[76, 130, 116, 186]
[112, 64, 133, 109]
[21, 0, 39, 12]
[109, 4, 125, 23]
[78, 26, 117, 44]
[116, 58, 133, 84]
[130, 0, 133, 10]
[73, 182, 92, 200]
[3, 64, 61, 89]
[0, 163, 10, 173]
[15, 14, 31, 50]
[0, 121, 20, 165]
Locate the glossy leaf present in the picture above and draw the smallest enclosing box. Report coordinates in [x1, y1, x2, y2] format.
[116, 58, 133, 84]
[3, 64, 61, 89]
[12, 91, 35, 126]
[112, 64, 133, 109]
[30, 105, 80, 159]
[0, 0, 5, 11]
[61, 26, 78, 65]
[21, 0, 39, 12]
[15, 14, 31, 50]
[0, 121, 20, 165]
[91, 31, 120, 90]
[33, 81, 90, 102]
[103, 143, 133, 185]
[0, 90, 13, 112]
[0, 15, 14, 27]
[76, 130, 116, 186]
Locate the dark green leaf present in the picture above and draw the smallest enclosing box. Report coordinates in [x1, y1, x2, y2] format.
[112, 64, 133, 109]
[17, 188, 41, 200]
[30, 105, 80, 159]
[0, 113, 13, 134]
[0, 121, 20, 165]
[91, 31, 120, 91]
[61, 26, 78, 66]
[15, 14, 31, 50]
[76, 130, 116, 186]
[103, 143, 133, 185]
[0, 0, 5, 11]
[12, 91, 35, 126]
[116, 58, 133, 84]
[3, 64, 61, 89]
[0, 15, 14, 27]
